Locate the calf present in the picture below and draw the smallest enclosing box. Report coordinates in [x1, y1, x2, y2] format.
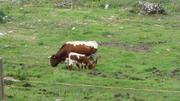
[66, 52, 97, 70]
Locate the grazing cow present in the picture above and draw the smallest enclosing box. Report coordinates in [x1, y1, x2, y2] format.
[50, 41, 98, 67]
[66, 52, 97, 70]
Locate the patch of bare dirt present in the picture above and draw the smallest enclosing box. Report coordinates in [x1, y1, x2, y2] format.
[144, 67, 180, 80]
[171, 68, 180, 75]
[170, 68, 180, 80]
[38, 88, 58, 97]
[125, 64, 134, 68]
[144, 67, 169, 78]
[88, 69, 107, 77]
[129, 76, 144, 81]
[113, 71, 129, 79]
[99, 41, 167, 52]
[101, 16, 120, 24]
[144, 67, 157, 72]
[22, 82, 32, 88]
[102, 33, 113, 38]
[114, 92, 144, 101]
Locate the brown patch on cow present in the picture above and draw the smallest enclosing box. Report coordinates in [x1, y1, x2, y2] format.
[99, 41, 167, 52]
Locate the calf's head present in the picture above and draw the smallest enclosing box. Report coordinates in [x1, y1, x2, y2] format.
[88, 58, 98, 69]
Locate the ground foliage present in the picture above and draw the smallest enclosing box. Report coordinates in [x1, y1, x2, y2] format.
[0, 0, 180, 100]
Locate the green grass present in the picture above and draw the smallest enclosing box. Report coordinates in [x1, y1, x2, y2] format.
[0, 0, 180, 101]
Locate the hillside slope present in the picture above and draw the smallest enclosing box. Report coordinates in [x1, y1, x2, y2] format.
[0, 0, 180, 101]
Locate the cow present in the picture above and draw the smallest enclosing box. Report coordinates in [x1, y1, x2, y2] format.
[66, 52, 97, 70]
[50, 41, 98, 67]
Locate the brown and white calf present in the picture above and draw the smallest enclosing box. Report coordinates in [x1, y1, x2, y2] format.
[66, 52, 97, 70]
[50, 41, 98, 67]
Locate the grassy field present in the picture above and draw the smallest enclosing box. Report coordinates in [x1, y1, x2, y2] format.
[0, 0, 180, 101]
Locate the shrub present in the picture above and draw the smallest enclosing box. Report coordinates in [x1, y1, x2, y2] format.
[0, 10, 6, 23]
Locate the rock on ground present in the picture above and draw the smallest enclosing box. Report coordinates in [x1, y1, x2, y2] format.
[138, 1, 166, 15]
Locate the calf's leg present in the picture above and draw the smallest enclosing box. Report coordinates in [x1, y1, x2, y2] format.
[67, 65, 73, 70]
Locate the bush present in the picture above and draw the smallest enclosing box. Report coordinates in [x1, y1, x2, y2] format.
[0, 10, 6, 23]
[144, 0, 180, 13]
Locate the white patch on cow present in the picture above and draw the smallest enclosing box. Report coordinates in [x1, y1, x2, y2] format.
[65, 58, 69, 64]
[82, 63, 86, 66]
[69, 52, 85, 59]
[66, 41, 98, 49]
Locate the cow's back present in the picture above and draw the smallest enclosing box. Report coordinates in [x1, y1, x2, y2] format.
[63, 41, 98, 56]
[65, 44, 97, 56]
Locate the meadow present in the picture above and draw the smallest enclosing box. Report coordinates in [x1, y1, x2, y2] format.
[0, 0, 180, 101]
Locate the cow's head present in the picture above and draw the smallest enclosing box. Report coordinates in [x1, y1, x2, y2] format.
[50, 54, 62, 67]
[50, 54, 58, 67]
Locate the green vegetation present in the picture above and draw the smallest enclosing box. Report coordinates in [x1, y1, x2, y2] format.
[0, 0, 180, 100]
[0, 10, 6, 23]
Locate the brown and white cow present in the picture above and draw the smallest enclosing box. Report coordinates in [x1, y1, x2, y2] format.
[50, 41, 98, 67]
[66, 52, 97, 70]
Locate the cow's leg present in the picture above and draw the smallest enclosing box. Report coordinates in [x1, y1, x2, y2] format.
[84, 64, 87, 69]
[79, 63, 83, 69]
[66, 65, 69, 69]
[81, 63, 86, 69]
[68, 55, 74, 70]
[70, 65, 73, 70]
